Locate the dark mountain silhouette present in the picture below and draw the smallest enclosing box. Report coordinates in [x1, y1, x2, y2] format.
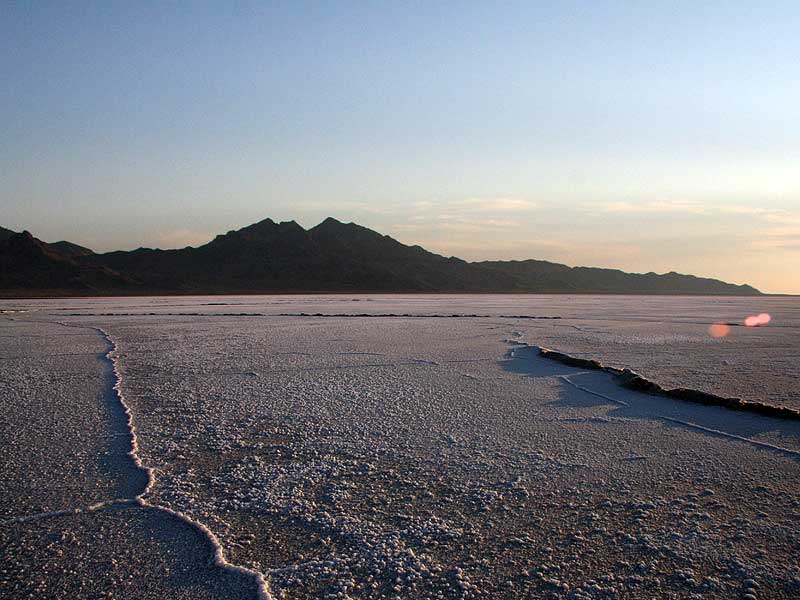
[0, 230, 130, 294]
[477, 259, 760, 295]
[0, 226, 17, 242]
[0, 219, 761, 296]
[88, 218, 518, 293]
[49, 240, 94, 258]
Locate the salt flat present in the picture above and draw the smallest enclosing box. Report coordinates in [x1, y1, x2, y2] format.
[1, 295, 798, 599]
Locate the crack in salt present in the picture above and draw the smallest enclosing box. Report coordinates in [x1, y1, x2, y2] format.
[511, 344, 800, 459]
[537, 344, 800, 421]
[2, 318, 273, 600]
[559, 374, 629, 407]
[658, 416, 800, 458]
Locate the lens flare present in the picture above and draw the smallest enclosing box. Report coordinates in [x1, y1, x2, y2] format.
[708, 323, 730, 338]
[744, 313, 772, 327]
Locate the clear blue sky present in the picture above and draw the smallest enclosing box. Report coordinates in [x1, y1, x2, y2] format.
[2, 2, 799, 292]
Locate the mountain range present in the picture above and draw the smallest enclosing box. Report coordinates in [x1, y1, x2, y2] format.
[0, 218, 761, 296]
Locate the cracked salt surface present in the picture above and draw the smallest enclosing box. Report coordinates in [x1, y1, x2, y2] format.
[1, 318, 270, 599]
[2, 295, 800, 599]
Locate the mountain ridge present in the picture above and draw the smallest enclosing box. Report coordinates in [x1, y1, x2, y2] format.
[0, 219, 762, 296]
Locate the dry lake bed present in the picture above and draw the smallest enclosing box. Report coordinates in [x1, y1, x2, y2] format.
[1, 295, 799, 599]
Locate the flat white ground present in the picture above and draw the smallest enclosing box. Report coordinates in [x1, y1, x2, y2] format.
[1, 295, 798, 599]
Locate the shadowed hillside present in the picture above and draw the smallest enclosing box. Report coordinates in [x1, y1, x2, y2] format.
[0, 219, 761, 296]
[0, 231, 130, 294]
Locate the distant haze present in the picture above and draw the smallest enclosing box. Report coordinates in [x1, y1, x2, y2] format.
[2, 3, 798, 293]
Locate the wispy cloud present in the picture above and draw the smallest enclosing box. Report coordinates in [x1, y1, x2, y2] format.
[585, 200, 790, 219]
[450, 197, 536, 213]
[391, 196, 537, 236]
[750, 238, 800, 249]
[411, 197, 536, 216]
[751, 226, 800, 250]
[588, 200, 707, 214]
[748, 210, 800, 251]
[299, 201, 396, 215]
[394, 218, 519, 234]
[763, 212, 800, 224]
[722, 205, 783, 216]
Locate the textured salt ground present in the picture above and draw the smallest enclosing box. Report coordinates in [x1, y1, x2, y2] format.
[0, 318, 266, 599]
[0, 320, 139, 517]
[103, 313, 799, 599]
[5, 294, 798, 410]
[2, 302, 799, 599]
[0, 506, 258, 599]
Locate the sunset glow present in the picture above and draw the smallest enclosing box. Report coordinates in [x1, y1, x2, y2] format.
[2, 3, 799, 293]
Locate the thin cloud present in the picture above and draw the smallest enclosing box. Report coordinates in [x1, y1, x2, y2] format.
[394, 197, 537, 236]
[751, 223, 800, 251]
[586, 200, 790, 219]
[589, 200, 706, 214]
[746, 207, 800, 251]
[299, 201, 396, 215]
[452, 197, 536, 212]
[392, 218, 518, 234]
[438, 219, 519, 232]
[722, 205, 783, 216]
[411, 197, 536, 216]
[763, 212, 800, 224]
[750, 238, 800, 250]
[411, 200, 434, 209]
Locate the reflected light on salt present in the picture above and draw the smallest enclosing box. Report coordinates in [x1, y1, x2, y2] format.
[708, 323, 730, 338]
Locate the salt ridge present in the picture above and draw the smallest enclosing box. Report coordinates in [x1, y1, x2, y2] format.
[511, 344, 800, 458]
[537, 345, 800, 421]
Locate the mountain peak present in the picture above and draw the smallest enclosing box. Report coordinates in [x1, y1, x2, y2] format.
[310, 217, 350, 233]
[0, 218, 763, 295]
[243, 217, 277, 231]
[50, 240, 94, 257]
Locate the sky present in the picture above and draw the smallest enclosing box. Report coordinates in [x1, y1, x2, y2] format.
[2, 2, 799, 293]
